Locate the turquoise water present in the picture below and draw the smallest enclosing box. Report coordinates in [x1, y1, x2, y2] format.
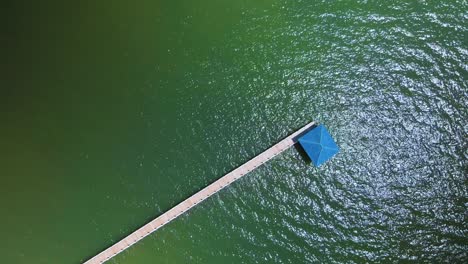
[1, 0, 466, 263]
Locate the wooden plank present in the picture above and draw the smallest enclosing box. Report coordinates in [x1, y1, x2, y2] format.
[83, 121, 315, 264]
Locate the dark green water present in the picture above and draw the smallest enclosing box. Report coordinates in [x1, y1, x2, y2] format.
[1, 1, 467, 263]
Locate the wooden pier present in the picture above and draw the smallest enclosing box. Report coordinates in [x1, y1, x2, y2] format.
[84, 121, 315, 264]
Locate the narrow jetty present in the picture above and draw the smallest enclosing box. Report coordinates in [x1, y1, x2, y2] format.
[84, 121, 315, 264]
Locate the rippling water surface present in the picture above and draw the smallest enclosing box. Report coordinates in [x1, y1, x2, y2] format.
[1, 0, 466, 263]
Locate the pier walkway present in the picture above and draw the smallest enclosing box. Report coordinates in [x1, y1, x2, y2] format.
[84, 121, 315, 264]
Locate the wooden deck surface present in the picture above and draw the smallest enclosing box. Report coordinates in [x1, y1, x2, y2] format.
[84, 121, 315, 264]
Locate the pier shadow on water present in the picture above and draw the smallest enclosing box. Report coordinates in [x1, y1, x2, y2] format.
[293, 143, 312, 164]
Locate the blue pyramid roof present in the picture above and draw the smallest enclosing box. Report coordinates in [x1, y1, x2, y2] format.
[298, 124, 339, 167]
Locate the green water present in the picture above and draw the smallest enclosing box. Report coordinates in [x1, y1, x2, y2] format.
[1, 1, 467, 263]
